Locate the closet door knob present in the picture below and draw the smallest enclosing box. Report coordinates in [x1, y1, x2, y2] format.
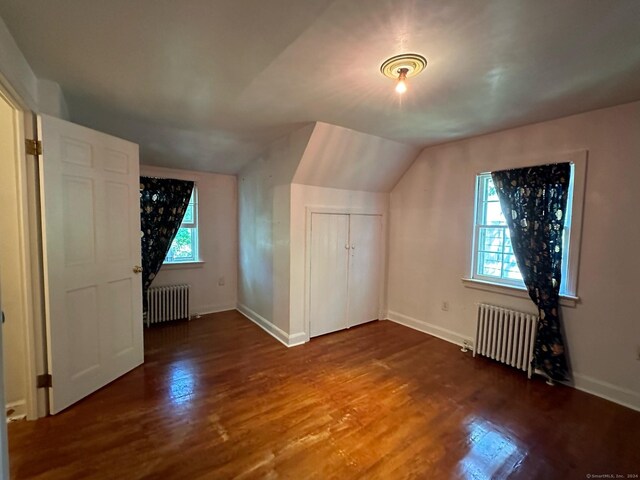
[345, 244, 350, 249]
[133, 265, 143, 274]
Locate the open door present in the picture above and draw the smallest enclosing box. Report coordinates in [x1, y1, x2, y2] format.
[38, 114, 143, 414]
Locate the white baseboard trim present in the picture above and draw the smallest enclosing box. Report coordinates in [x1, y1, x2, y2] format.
[386, 310, 473, 348]
[571, 373, 640, 412]
[288, 332, 307, 347]
[386, 310, 640, 413]
[5, 400, 26, 422]
[192, 303, 237, 317]
[236, 304, 305, 348]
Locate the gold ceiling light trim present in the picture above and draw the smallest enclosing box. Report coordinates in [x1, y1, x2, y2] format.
[380, 53, 427, 80]
[381, 53, 427, 94]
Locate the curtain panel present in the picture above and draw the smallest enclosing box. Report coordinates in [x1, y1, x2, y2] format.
[491, 163, 571, 382]
[139, 176, 194, 311]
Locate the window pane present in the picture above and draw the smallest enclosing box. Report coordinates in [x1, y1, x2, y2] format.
[504, 233, 514, 254]
[473, 173, 530, 287]
[503, 254, 523, 280]
[166, 227, 195, 262]
[485, 201, 506, 225]
[478, 227, 503, 252]
[485, 178, 498, 201]
[478, 252, 502, 277]
[182, 204, 194, 224]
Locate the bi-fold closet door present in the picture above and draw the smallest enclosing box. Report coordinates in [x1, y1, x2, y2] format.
[309, 213, 382, 338]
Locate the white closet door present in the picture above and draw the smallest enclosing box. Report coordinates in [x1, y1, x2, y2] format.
[309, 213, 349, 337]
[347, 215, 382, 327]
[39, 114, 143, 414]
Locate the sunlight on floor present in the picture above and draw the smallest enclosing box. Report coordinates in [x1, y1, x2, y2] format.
[458, 417, 526, 479]
[168, 359, 197, 407]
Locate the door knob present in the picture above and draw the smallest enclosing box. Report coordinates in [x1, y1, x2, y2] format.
[133, 265, 143, 274]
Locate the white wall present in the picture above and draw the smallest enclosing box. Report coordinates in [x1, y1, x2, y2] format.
[388, 100, 640, 411]
[140, 165, 238, 316]
[37, 79, 69, 119]
[0, 94, 28, 417]
[289, 184, 389, 339]
[0, 16, 68, 118]
[0, 16, 38, 109]
[237, 124, 314, 335]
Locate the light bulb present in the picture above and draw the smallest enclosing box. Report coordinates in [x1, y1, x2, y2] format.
[395, 67, 409, 94]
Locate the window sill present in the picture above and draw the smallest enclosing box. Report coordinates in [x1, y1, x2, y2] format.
[161, 261, 205, 271]
[461, 278, 579, 308]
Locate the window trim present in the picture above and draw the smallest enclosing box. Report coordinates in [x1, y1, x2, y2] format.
[163, 185, 200, 265]
[461, 277, 579, 307]
[465, 150, 586, 299]
[161, 260, 205, 270]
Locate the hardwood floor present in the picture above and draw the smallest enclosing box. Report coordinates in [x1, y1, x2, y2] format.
[8, 310, 640, 479]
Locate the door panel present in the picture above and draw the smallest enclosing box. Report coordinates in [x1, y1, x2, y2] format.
[63, 177, 96, 264]
[347, 215, 383, 327]
[309, 214, 349, 337]
[106, 182, 131, 260]
[109, 278, 135, 356]
[39, 114, 143, 414]
[67, 286, 100, 378]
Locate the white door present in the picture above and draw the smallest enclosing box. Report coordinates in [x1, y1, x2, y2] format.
[347, 215, 382, 327]
[39, 114, 143, 414]
[0, 280, 9, 479]
[309, 214, 349, 337]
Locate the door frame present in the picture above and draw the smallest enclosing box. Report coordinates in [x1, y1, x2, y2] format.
[0, 75, 45, 420]
[1, 274, 10, 479]
[304, 206, 387, 342]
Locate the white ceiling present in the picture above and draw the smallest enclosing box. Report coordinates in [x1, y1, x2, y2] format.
[1, 0, 639, 174]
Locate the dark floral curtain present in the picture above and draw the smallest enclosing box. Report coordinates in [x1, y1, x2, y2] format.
[491, 163, 571, 382]
[140, 177, 194, 310]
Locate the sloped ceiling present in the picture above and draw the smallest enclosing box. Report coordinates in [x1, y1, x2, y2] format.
[294, 122, 418, 192]
[1, 0, 640, 174]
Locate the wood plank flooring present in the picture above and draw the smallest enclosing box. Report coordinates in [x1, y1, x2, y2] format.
[8, 310, 640, 479]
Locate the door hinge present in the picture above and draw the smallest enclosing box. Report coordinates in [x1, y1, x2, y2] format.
[25, 139, 42, 156]
[36, 373, 52, 389]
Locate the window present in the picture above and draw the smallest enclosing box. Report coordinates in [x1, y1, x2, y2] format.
[471, 164, 575, 295]
[165, 187, 199, 264]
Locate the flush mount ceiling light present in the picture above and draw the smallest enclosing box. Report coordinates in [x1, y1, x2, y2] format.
[380, 53, 427, 94]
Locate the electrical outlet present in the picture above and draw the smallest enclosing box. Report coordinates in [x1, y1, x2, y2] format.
[218, 276, 225, 286]
[441, 301, 449, 312]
